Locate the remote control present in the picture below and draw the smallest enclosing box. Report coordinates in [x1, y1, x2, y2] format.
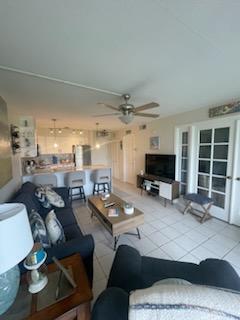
[104, 202, 115, 208]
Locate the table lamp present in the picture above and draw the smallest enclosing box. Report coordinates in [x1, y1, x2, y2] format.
[0, 203, 34, 315]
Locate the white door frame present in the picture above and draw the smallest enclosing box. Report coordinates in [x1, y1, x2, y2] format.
[230, 119, 240, 225]
[174, 125, 197, 193]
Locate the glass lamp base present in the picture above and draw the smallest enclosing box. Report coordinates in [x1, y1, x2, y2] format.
[0, 265, 20, 315]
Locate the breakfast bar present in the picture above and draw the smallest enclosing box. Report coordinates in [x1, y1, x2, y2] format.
[22, 166, 112, 196]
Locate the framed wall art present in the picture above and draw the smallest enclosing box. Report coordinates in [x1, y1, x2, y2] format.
[150, 136, 160, 150]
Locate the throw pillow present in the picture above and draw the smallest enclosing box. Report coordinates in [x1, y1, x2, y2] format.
[129, 283, 240, 320]
[35, 186, 51, 209]
[45, 210, 66, 245]
[153, 278, 191, 286]
[29, 210, 51, 248]
[45, 187, 65, 208]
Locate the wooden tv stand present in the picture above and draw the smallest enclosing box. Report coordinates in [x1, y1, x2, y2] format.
[137, 174, 180, 207]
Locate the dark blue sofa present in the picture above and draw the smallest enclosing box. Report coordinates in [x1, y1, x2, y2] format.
[91, 245, 240, 319]
[9, 182, 94, 285]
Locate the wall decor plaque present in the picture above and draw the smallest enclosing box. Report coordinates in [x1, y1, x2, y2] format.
[209, 100, 240, 118]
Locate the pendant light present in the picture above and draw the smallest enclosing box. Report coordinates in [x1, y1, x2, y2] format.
[52, 119, 58, 148]
[95, 123, 100, 149]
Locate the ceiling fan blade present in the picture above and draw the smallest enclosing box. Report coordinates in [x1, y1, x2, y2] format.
[135, 102, 159, 112]
[135, 112, 159, 118]
[92, 113, 121, 117]
[97, 102, 119, 111]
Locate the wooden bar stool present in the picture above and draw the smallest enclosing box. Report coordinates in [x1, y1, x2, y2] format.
[65, 171, 86, 202]
[183, 193, 214, 223]
[92, 169, 111, 195]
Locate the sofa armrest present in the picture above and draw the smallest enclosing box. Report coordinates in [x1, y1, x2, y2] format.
[200, 258, 240, 291]
[52, 187, 71, 207]
[45, 234, 94, 261]
[91, 287, 129, 320]
[45, 234, 94, 285]
[107, 245, 143, 293]
[19, 235, 94, 284]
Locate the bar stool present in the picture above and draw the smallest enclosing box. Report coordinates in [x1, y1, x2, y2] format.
[33, 174, 57, 187]
[65, 171, 86, 202]
[92, 168, 111, 195]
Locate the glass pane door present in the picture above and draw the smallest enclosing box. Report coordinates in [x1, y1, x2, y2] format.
[197, 126, 232, 221]
[180, 131, 188, 195]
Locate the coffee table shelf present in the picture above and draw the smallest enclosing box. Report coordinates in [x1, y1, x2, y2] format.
[88, 193, 144, 250]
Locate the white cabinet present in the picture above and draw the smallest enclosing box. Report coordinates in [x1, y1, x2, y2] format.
[159, 182, 172, 200]
[137, 174, 180, 207]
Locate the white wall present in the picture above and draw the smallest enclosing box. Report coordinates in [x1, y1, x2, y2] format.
[90, 132, 112, 166]
[37, 128, 113, 166]
[114, 105, 210, 181]
[37, 128, 91, 154]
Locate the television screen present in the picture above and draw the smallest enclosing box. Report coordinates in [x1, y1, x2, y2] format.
[145, 154, 175, 180]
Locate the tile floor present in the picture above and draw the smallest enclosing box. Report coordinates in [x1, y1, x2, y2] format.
[72, 179, 240, 303]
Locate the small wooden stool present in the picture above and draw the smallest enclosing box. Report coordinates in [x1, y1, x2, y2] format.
[183, 193, 214, 223]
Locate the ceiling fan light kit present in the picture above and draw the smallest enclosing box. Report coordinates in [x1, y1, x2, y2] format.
[96, 94, 160, 124]
[119, 113, 134, 124]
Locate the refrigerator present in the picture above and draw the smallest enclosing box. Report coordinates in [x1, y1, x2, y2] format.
[82, 145, 92, 166]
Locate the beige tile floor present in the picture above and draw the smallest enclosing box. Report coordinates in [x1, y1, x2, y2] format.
[72, 179, 240, 302]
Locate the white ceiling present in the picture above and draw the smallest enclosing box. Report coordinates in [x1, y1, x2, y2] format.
[0, 0, 240, 129]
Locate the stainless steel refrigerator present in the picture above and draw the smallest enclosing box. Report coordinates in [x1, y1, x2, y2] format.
[82, 145, 92, 166]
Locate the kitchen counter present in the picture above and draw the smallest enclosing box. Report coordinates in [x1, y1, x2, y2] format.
[22, 165, 112, 196]
[22, 165, 109, 176]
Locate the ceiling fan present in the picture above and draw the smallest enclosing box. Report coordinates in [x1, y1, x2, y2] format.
[95, 94, 160, 124]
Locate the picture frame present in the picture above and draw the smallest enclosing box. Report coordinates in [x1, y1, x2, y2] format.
[150, 136, 160, 150]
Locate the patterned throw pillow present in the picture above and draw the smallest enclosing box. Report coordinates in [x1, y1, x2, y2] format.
[35, 187, 51, 208]
[29, 210, 51, 248]
[45, 187, 65, 208]
[35, 186, 65, 208]
[45, 210, 66, 245]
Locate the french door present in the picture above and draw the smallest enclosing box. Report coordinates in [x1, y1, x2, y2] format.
[179, 130, 189, 195]
[196, 122, 234, 221]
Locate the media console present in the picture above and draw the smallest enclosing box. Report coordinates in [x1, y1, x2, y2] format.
[137, 174, 180, 207]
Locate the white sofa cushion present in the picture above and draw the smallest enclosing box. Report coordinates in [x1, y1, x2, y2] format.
[129, 283, 240, 320]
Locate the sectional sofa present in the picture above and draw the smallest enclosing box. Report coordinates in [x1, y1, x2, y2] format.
[9, 181, 94, 285]
[92, 245, 240, 319]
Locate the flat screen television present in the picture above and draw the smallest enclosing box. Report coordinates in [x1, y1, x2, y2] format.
[145, 154, 176, 180]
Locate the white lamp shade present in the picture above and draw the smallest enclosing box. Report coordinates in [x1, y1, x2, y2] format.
[0, 203, 34, 274]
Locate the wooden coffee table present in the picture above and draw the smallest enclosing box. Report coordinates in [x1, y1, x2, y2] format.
[88, 194, 144, 250]
[2, 254, 92, 320]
